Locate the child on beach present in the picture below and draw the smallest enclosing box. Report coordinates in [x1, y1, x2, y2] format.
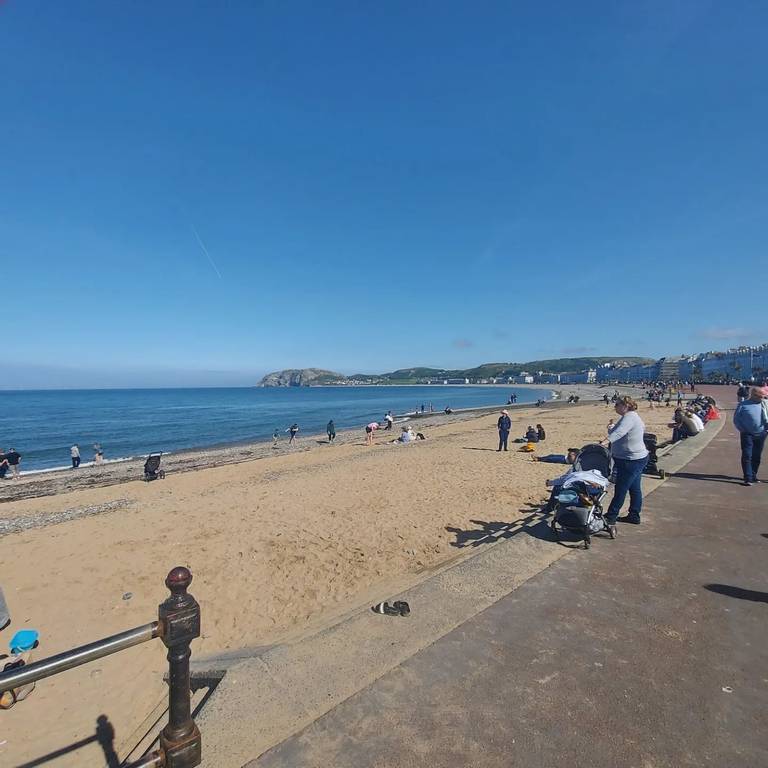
[287, 424, 299, 445]
[327, 420, 336, 442]
[272, 429, 279, 448]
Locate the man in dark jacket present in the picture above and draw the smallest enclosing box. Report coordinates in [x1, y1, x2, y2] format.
[497, 410, 512, 452]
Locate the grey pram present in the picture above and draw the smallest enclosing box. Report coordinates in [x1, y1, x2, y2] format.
[550, 443, 614, 549]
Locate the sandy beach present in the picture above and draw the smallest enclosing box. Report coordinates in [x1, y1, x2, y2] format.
[0, 395, 675, 766]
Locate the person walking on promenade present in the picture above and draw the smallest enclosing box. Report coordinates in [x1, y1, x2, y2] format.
[287, 424, 299, 445]
[327, 420, 336, 443]
[4, 448, 21, 479]
[761, 386, 768, 426]
[70, 444, 81, 469]
[603, 396, 649, 531]
[733, 387, 768, 486]
[497, 410, 511, 452]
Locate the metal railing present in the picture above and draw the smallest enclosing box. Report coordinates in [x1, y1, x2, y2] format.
[0, 567, 202, 768]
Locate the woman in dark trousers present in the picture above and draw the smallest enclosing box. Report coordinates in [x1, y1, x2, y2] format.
[733, 387, 768, 485]
[603, 396, 649, 533]
[497, 410, 511, 451]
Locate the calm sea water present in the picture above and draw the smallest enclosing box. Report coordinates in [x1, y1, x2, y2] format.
[0, 385, 552, 472]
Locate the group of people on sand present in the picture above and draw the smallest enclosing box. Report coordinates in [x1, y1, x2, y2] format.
[273, 424, 302, 447]
[0, 448, 22, 480]
[1, 443, 109, 479]
[365, 414, 427, 446]
[496, 411, 547, 452]
[273, 409, 427, 449]
[69, 443, 104, 468]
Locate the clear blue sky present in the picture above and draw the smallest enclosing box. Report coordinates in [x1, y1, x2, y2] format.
[2, 1, 767, 387]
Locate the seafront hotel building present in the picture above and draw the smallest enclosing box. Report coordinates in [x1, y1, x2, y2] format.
[551, 344, 768, 385]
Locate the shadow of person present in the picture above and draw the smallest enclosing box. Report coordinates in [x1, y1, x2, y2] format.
[671, 472, 743, 485]
[96, 715, 119, 768]
[704, 584, 768, 604]
[16, 715, 119, 768]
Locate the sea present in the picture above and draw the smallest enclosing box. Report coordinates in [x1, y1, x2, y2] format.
[0, 385, 553, 473]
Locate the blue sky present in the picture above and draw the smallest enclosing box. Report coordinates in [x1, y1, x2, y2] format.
[2, 1, 767, 387]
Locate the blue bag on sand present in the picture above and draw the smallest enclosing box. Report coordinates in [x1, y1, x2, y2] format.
[10, 629, 39, 654]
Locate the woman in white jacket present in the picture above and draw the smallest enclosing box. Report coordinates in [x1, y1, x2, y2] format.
[604, 396, 649, 531]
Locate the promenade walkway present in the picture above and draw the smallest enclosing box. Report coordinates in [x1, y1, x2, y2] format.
[252, 392, 767, 768]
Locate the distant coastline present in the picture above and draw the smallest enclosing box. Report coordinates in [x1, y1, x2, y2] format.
[257, 357, 651, 387]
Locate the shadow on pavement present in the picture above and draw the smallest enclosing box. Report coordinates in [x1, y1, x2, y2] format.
[704, 584, 768, 604]
[671, 472, 743, 485]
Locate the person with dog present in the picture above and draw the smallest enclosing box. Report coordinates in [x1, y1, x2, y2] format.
[603, 396, 649, 530]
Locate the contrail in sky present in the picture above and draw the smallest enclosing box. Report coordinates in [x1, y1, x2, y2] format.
[189, 221, 222, 279]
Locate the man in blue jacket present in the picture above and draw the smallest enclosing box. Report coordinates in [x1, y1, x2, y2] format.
[497, 410, 512, 452]
[733, 387, 768, 485]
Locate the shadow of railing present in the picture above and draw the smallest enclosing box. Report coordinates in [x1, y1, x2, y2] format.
[446, 505, 552, 548]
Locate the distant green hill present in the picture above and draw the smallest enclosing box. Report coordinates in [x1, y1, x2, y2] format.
[258, 357, 654, 386]
[364, 357, 652, 381]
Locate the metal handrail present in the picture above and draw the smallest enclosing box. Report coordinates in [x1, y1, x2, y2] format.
[0, 567, 202, 768]
[0, 622, 158, 692]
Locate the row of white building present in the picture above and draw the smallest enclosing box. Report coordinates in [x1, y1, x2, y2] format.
[515, 344, 768, 385]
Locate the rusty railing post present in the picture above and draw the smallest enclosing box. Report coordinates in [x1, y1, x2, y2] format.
[158, 566, 201, 768]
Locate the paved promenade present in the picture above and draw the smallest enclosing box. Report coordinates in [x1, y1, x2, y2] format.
[252, 391, 767, 768]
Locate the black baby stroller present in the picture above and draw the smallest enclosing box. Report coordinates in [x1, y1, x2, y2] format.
[550, 443, 613, 549]
[143, 452, 166, 481]
[572, 443, 613, 476]
[642, 433, 665, 479]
